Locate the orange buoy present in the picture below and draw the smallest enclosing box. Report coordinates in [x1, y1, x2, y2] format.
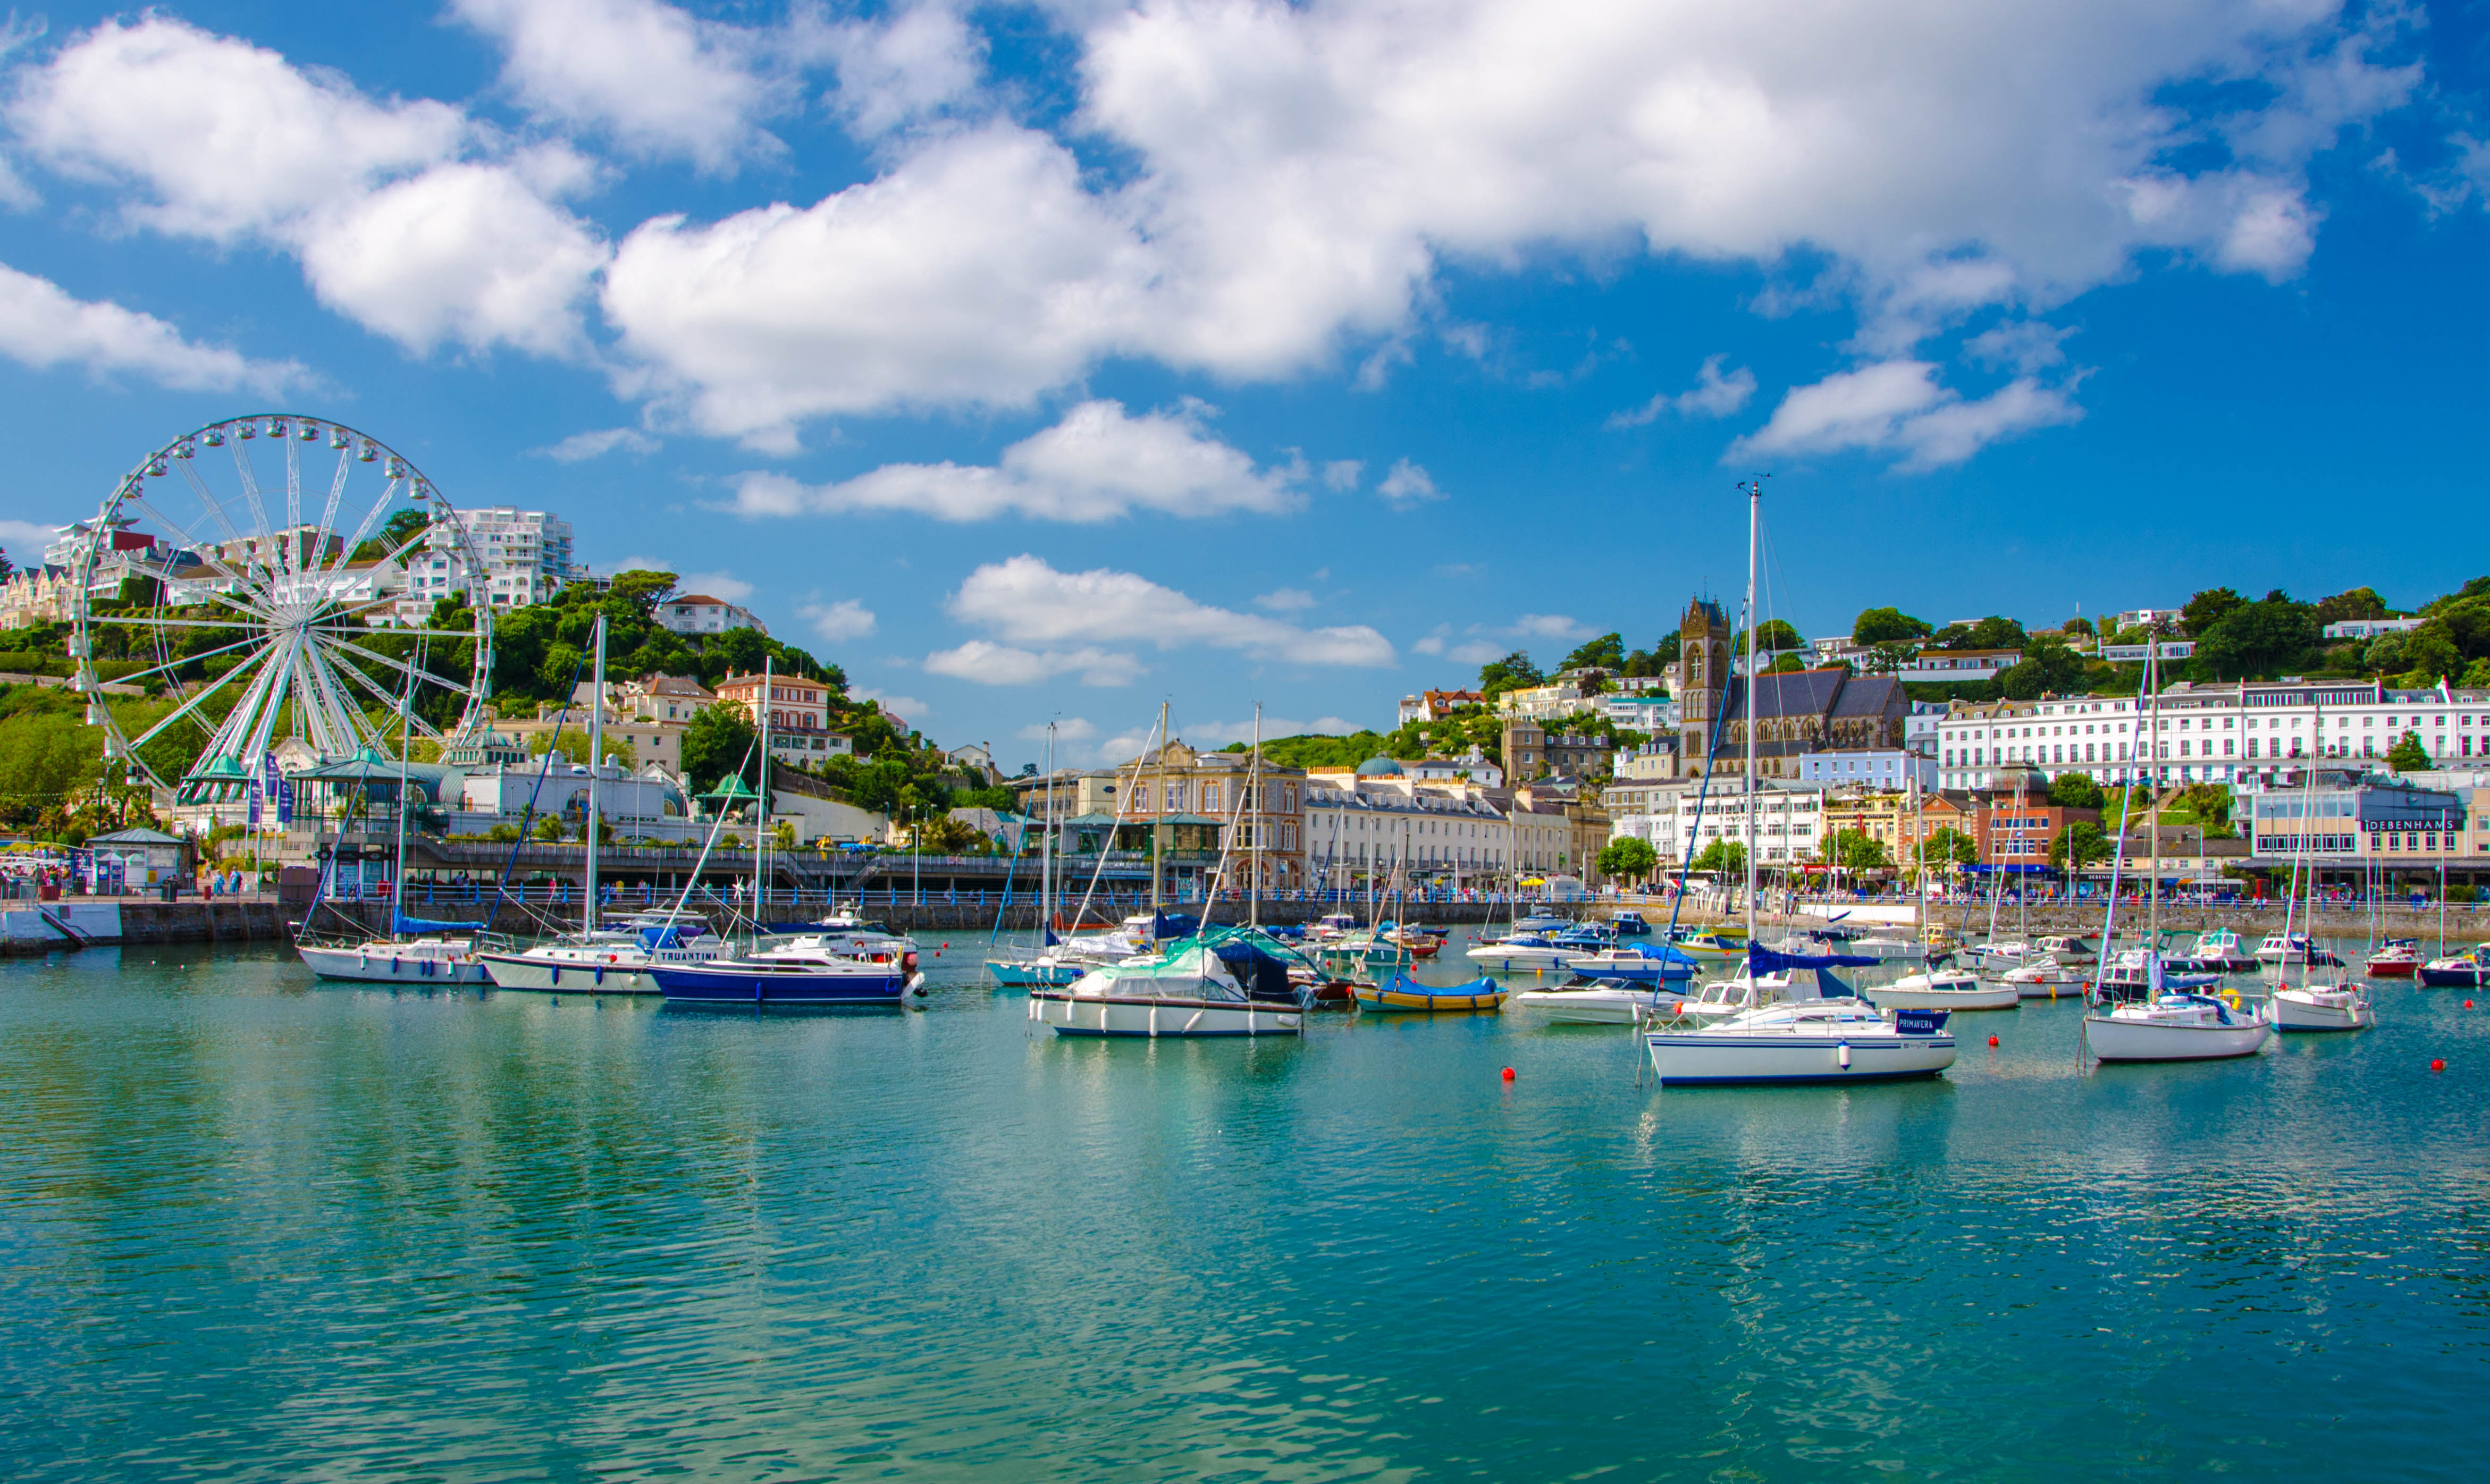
[1988, 1035, 1999, 1048]
[1501, 1067, 1516, 1082]
[2432, 1058, 2447, 1072]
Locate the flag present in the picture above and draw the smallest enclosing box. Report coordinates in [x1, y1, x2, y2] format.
[247, 780, 262, 826]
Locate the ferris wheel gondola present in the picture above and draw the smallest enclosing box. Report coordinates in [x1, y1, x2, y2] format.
[69, 415, 497, 804]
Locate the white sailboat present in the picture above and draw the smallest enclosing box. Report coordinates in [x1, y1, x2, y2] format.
[1645, 478, 1957, 1084]
[2268, 719, 2375, 1033]
[2085, 639, 2273, 1063]
[1875, 965, 2020, 1011]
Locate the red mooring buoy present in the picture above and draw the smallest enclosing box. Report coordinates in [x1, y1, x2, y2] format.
[1988, 1035, 1999, 1048]
[1501, 1067, 1516, 1082]
[2468, 1000, 2477, 1010]
[2432, 1058, 2447, 1073]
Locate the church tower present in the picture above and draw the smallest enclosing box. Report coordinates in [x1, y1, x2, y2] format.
[1675, 596, 1731, 777]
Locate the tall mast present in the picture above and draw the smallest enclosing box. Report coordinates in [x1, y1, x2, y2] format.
[1249, 702, 1263, 930]
[756, 656, 771, 932]
[1742, 476, 1760, 946]
[2145, 641, 2161, 948]
[585, 612, 604, 938]
[1151, 698, 1168, 914]
[1041, 722, 1056, 941]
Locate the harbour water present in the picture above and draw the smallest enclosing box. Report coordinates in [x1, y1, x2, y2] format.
[5, 936, 2488, 1481]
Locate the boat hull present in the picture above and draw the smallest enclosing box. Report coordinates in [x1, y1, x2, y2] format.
[1031, 992, 1303, 1037]
[986, 960, 1084, 988]
[2271, 989, 2377, 1032]
[1353, 986, 1508, 1013]
[1643, 1030, 1957, 1085]
[1465, 948, 1575, 972]
[2364, 960, 2419, 978]
[298, 945, 492, 985]
[649, 964, 910, 1005]
[2086, 1014, 2273, 1062]
[478, 951, 658, 994]
[1873, 982, 2021, 1011]
[2009, 975, 2087, 999]
[2418, 963, 2488, 988]
[1512, 988, 1662, 1023]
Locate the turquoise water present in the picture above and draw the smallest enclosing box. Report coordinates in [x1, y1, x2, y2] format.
[4, 937, 2488, 1482]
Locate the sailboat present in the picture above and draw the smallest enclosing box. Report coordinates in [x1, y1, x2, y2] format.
[2269, 719, 2376, 1032]
[1879, 761, 2018, 1009]
[2084, 638, 2274, 1062]
[298, 660, 499, 984]
[1645, 478, 1959, 1083]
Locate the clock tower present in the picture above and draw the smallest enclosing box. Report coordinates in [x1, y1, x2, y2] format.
[1675, 596, 1731, 777]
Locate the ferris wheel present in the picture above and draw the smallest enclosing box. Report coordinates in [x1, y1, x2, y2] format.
[69, 414, 497, 804]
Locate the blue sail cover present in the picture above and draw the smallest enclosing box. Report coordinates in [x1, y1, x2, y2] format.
[1746, 944, 1883, 973]
[393, 910, 479, 935]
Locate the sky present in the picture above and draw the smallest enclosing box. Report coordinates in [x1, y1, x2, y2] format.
[3, 1, 2488, 770]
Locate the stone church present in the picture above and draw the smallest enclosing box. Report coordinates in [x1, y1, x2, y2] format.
[1672, 596, 1908, 778]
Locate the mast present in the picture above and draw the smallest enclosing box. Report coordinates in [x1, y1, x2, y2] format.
[2284, 701, 2324, 988]
[755, 656, 771, 933]
[392, 659, 414, 929]
[1041, 722, 1056, 945]
[1911, 755, 1925, 945]
[585, 612, 604, 938]
[1742, 476, 1760, 948]
[2145, 640, 2162, 951]
[1151, 699, 1168, 915]
[1248, 702, 1263, 931]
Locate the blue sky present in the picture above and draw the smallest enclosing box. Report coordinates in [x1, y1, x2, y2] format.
[4, 1, 2488, 768]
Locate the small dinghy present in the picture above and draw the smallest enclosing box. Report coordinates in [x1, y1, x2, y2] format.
[1353, 971, 1508, 1013]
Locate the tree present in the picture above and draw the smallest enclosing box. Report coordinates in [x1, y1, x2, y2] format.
[0, 545, 14, 583]
[1478, 651, 1545, 699]
[682, 702, 760, 791]
[1861, 640, 1920, 674]
[1734, 619, 1803, 656]
[1853, 607, 1932, 646]
[2060, 615, 2096, 637]
[1819, 828, 1891, 873]
[2047, 772, 2104, 810]
[2180, 587, 2245, 637]
[2313, 587, 2389, 625]
[1597, 835, 1659, 883]
[2048, 821, 2112, 871]
[1621, 634, 1678, 677]
[529, 731, 637, 769]
[1690, 838, 1747, 878]
[1920, 827, 1979, 869]
[608, 569, 678, 620]
[1997, 637, 2091, 699]
[1765, 652, 1808, 673]
[2192, 591, 2319, 680]
[2387, 730, 2430, 772]
[1933, 615, 2026, 651]
[1560, 633, 1627, 671]
[351, 507, 433, 563]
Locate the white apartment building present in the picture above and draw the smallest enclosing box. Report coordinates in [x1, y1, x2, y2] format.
[1796, 748, 1934, 790]
[658, 593, 768, 636]
[1675, 778, 1826, 869]
[2321, 617, 2422, 641]
[1937, 681, 2490, 793]
[1303, 773, 1511, 888]
[393, 506, 580, 621]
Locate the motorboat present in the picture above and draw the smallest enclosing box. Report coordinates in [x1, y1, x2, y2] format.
[1512, 975, 1676, 1024]
[1608, 912, 1654, 937]
[2106, 947, 2222, 991]
[1032, 928, 1307, 1036]
[2178, 929, 2256, 972]
[1353, 972, 1507, 1013]
[1841, 932, 1926, 963]
[1562, 942, 1696, 982]
[1514, 913, 1574, 934]
[480, 920, 727, 993]
[1971, 938, 2047, 968]
[2255, 931, 2342, 967]
[2271, 979, 2376, 1032]
[300, 934, 497, 985]
[1874, 966, 2020, 1011]
[2087, 991, 2274, 1061]
[2035, 933, 2091, 959]
[800, 909, 921, 963]
[1465, 933, 1578, 972]
[1645, 994, 1956, 1085]
[649, 940, 921, 1005]
[2364, 939, 2423, 977]
[1309, 912, 1364, 941]
[2418, 944, 2490, 988]
[1664, 930, 1749, 963]
[1547, 924, 1614, 951]
[2000, 959, 2086, 999]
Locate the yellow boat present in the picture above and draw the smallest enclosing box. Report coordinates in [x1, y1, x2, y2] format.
[1353, 972, 1509, 1013]
[1668, 931, 1749, 962]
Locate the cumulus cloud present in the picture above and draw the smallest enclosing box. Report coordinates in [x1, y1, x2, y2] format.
[11, 16, 607, 357]
[805, 1, 986, 138]
[1321, 459, 1364, 492]
[0, 517, 64, 553]
[0, 261, 308, 393]
[675, 568, 755, 602]
[926, 554, 1394, 685]
[798, 597, 877, 643]
[1729, 360, 2082, 470]
[1610, 354, 1758, 426]
[1376, 458, 1442, 507]
[451, 0, 788, 171]
[538, 427, 661, 461]
[1445, 640, 1505, 665]
[1513, 614, 1589, 640]
[730, 399, 1300, 521]
[1254, 587, 1317, 611]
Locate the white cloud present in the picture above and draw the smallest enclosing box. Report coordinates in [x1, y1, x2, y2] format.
[947, 555, 1395, 670]
[731, 399, 1300, 522]
[807, 1, 986, 139]
[603, 124, 1149, 448]
[924, 640, 1143, 687]
[1412, 633, 1445, 655]
[1729, 360, 2082, 470]
[856, 688, 927, 718]
[451, 0, 787, 171]
[538, 427, 661, 462]
[0, 517, 64, 553]
[0, 261, 307, 393]
[1254, 587, 1317, 612]
[675, 569, 755, 602]
[11, 17, 607, 358]
[1446, 640, 1504, 665]
[1321, 459, 1364, 491]
[1610, 353, 1757, 426]
[799, 597, 877, 643]
[1017, 717, 1098, 742]
[1513, 614, 1589, 640]
[1964, 321, 2074, 375]
[1376, 458, 1442, 507]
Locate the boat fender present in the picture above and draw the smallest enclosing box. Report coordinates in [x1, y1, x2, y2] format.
[550, 965, 560, 985]
[1837, 1042, 1852, 1069]
[593, 966, 604, 986]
